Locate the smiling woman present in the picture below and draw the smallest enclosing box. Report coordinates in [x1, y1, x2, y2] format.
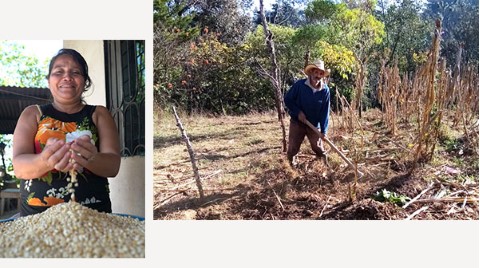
[12, 48, 121, 217]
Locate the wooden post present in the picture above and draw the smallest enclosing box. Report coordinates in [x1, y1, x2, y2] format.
[258, 0, 287, 153]
[172, 106, 204, 199]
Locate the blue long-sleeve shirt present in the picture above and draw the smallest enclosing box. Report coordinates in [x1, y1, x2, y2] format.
[284, 79, 330, 134]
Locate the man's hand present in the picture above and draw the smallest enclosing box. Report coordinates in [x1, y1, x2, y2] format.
[318, 132, 326, 141]
[298, 111, 307, 124]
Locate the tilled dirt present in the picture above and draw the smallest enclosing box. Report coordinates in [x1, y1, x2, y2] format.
[154, 111, 478, 220]
[154, 154, 478, 220]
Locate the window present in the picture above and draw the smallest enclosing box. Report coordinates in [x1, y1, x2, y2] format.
[104, 40, 145, 156]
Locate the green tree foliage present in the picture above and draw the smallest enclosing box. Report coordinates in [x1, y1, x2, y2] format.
[424, 0, 479, 66]
[247, 24, 304, 90]
[254, 0, 307, 27]
[292, 24, 327, 52]
[193, 0, 253, 45]
[153, 0, 199, 106]
[305, 0, 384, 109]
[305, 0, 339, 23]
[153, 0, 476, 116]
[376, 0, 432, 73]
[158, 29, 275, 115]
[326, 4, 385, 56]
[0, 41, 47, 88]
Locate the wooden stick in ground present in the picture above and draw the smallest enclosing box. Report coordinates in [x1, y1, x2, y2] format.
[172, 106, 204, 199]
[304, 120, 364, 178]
[258, 0, 287, 152]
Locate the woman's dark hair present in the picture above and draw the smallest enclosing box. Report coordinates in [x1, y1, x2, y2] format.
[47, 48, 92, 90]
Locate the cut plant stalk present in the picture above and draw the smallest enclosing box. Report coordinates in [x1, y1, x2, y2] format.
[304, 120, 364, 179]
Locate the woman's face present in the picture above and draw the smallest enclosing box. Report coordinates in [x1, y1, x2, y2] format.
[48, 54, 86, 104]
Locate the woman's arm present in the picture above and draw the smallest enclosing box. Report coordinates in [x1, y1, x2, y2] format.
[12, 105, 73, 179]
[70, 105, 121, 178]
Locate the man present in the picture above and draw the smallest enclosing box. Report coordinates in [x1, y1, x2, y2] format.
[284, 59, 330, 166]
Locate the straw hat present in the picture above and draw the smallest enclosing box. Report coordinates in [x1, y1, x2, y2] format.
[304, 59, 330, 76]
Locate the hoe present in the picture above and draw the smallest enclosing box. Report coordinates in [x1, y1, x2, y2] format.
[304, 120, 364, 179]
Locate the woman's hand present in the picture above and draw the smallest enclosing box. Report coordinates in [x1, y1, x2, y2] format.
[41, 138, 74, 172]
[70, 134, 98, 171]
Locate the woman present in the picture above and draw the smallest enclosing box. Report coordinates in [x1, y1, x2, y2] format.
[12, 48, 121, 216]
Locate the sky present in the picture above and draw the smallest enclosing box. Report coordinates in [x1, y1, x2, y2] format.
[8, 40, 63, 63]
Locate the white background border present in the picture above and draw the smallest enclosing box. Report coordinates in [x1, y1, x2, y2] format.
[1, 0, 479, 267]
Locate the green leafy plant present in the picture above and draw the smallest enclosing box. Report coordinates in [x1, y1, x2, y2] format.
[373, 189, 411, 207]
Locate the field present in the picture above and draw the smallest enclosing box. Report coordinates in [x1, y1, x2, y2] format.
[153, 109, 479, 220]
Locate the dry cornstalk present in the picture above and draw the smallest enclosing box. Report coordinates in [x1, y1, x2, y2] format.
[411, 197, 478, 204]
[405, 205, 429, 220]
[267, 180, 285, 211]
[319, 195, 332, 219]
[413, 19, 442, 165]
[402, 182, 435, 209]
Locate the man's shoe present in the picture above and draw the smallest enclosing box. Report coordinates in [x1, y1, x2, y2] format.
[318, 154, 329, 167]
[288, 156, 298, 168]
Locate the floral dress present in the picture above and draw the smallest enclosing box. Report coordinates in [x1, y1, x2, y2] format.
[20, 104, 112, 216]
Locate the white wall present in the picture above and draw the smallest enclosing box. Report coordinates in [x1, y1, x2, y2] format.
[109, 156, 145, 217]
[63, 40, 107, 106]
[63, 40, 145, 218]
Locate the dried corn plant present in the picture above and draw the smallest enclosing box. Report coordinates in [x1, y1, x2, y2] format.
[399, 71, 414, 123]
[376, 19, 479, 170]
[450, 63, 479, 155]
[412, 20, 442, 166]
[410, 19, 479, 168]
[377, 59, 400, 135]
[451, 63, 479, 135]
[332, 87, 366, 201]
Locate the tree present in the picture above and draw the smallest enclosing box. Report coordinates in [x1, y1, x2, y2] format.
[254, 0, 307, 27]
[248, 24, 304, 91]
[305, 0, 340, 24]
[258, 0, 288, 152]
[306, 1, 384, 116]
[326, 2, 385, 117]
[153, 0, 199, 107]
[193, 0, 253, 45]
[0, 41, 47, 88]
[423, 0, 479, 67]
[376, 0, 431, 73]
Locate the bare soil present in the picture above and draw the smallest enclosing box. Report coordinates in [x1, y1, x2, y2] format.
[153, 110, 479, 220]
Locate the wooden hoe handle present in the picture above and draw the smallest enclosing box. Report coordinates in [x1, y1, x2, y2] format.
[303, 120, 364, 178]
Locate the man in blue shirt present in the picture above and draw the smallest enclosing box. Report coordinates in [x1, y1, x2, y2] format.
[284, 59, 330, 166]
